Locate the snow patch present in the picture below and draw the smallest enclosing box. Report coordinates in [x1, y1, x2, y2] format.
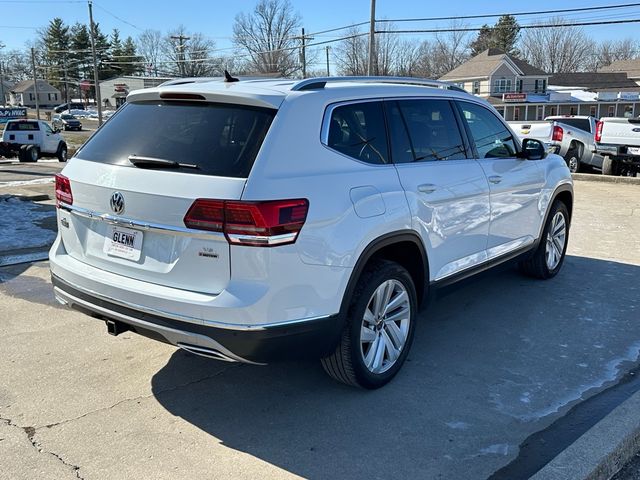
[0, 197, 56, 251]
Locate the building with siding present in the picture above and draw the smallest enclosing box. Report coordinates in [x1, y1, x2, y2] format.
[439, 49, 640, 120]
[8, 79, 61, 108]
[99, 76, 174, 108]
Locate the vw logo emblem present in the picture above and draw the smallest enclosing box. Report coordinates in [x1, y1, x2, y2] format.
[110, 192, 125, 215]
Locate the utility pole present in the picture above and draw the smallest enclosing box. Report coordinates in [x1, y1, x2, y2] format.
[325, 46, 330, 76]
[0, 60, 5, 107]
[301, 28, 307, 78]
[170, 34, 190, 77]
[88, 0, 103, 125]
[63, 54, 70, 105]
[30, 47, 40, 119]
[367, 0, 376, 76]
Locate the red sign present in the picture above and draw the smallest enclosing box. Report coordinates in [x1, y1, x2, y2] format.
[502, 93, 527, 102]
[114, 83, 128, 93]
[80, 80, 92, 92]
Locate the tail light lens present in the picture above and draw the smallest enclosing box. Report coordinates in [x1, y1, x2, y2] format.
[595, 120, 603, 142]
[55, 174, 73, 205]
[184, 198, 309, 247]
[552, 125, 564, 142]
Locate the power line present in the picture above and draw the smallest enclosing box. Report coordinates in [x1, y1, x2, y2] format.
[380, 1, 640, 23]
[93, 2, 143, 31]
[382, 18, 640, 34]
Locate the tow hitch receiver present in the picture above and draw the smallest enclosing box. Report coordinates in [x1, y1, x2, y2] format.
[105, 319, 129, 336]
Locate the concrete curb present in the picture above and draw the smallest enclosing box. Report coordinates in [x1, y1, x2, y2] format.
[571, 173, 640, 184]
[531, 390, 640, 480]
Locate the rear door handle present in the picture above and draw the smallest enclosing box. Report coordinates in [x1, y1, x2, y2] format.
[418, 183, 437, 194]
[488, 175, 502, 184]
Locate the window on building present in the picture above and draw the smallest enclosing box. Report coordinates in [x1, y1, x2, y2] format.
[516, 79, 523, 93]
[29, 93, 34, 101]
[493, 78, 512, 93]
[624, 105, 633, 118]
[513, 107, 520, 121]
[608, 105, 615, 117]
[550, 106, 557, 116]
[537, 106, 544, 120]
[570, 106, 577, 115]
[473, 81, 480, 95]
[542, 79, 547, 93]
[534, 80, 539, 93]
[590, 106, 597, 117]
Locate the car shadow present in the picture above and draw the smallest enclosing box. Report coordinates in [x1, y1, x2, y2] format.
[151, 255, 640, 479]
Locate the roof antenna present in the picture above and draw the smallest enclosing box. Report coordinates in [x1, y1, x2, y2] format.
[224, 70, 239, 83]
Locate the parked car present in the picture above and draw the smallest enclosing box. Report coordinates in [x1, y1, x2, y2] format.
[594, 117, 640, 176]
[53, 102, 85, 114]
[509, 116, 602, 173]
[0, 119, 67, 162]
[52, 113, 82, 131]
[49, 76, 573, 389]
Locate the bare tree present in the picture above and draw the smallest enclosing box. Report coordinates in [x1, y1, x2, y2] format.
[520, 18, 593, 73]
[233, 0, 302, 76]
[431, 20, 471, 78]
[395, 39, 422, 77]
[590, 38, 639, 71]
[137, 29, 163, 76]
[334, 26, 368, 76]
[163, 26, 218, 77]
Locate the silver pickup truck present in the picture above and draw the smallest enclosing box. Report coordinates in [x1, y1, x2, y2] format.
[509, 116, 602, 173]
[594, 117, 640, 176]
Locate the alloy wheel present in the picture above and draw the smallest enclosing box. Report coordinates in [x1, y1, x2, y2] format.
[545, 211, 566, 270]
[360, 279, 411, 374]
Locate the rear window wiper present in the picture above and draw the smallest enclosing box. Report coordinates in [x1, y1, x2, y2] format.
[127, 155, 199, 170]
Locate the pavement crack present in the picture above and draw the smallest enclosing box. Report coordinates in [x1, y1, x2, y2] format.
[1, 416, 84, 479]
[42, 363, 240, 431]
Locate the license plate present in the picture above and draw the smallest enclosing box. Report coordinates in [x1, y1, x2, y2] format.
[103, 226, 143, 261]
[628, 147, 640, 156]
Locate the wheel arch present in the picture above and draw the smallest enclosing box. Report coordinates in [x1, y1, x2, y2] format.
[536, 183, 573, 245]
[339, 231, 429, 317]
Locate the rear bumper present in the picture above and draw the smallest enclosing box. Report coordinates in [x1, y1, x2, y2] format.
[52, 274, 344, 364]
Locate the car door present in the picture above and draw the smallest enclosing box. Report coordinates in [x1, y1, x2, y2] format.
[454, 100, 545, 258]
[386, 98, 491, 282]
[41, 122, 58, 153]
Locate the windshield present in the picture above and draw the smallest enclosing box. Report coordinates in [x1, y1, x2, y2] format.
[61, 115, 75, 120]
[76, 101, 276, 178]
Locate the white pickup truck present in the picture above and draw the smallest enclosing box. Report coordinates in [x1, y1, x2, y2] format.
[0, 119, 68, 162]
[509, 116, 602, 173]
[594, 117, 640, 176]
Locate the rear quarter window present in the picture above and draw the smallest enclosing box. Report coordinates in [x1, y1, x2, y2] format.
[76, 101, 276, 178]
[7, 122, 40, 131]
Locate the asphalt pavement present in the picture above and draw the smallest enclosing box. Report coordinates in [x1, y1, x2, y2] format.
[0, 179, 639, 479]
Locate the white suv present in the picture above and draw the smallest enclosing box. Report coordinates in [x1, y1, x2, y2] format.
[50, 76, 573, 389]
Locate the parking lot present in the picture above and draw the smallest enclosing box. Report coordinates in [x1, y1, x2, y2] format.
[0, 170, 638, 479]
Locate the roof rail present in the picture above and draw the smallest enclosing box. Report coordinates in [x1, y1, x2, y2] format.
[291, 76, 466, 92]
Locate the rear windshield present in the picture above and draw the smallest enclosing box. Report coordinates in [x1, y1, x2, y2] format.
[555, 118, 591, 133]
[7, 122, 39, 131]
[76, 101, 276, 178]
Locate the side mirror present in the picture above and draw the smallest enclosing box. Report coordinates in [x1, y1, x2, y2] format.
[55, 128, 61, 133]
[519, 138, 547, 160]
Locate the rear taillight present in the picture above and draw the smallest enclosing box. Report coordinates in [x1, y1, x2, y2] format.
[184, 198, 309, 247]
[595, 120, 603, 143]
[552, 125, 564, 142]
[55, 174, 73, 205]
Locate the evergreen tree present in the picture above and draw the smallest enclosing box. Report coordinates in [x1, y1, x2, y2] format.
[107, 28, 124, 78]
[469, 15, 520, 57]
[69, 23, 92, 99]
[121, 36, 142, 75]
[470, 25, 493, 56]
[40, 18, 70, 92]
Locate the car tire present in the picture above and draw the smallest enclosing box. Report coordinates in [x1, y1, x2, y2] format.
[565, 149, 582, 173]
[25, 145, 39, 162]
[519, 201, 570, 280]
[321, 259, 417, 389]
[18, 145, 28, 162]
[602, 155, 619, 176]
[57, 143, 68, 162]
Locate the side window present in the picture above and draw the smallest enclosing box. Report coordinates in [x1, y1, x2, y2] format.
[326, 101, 389, 164]
[456, 101, 518, 159]
[43, 123, 53, 134]
[391, 99, 467, 162]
